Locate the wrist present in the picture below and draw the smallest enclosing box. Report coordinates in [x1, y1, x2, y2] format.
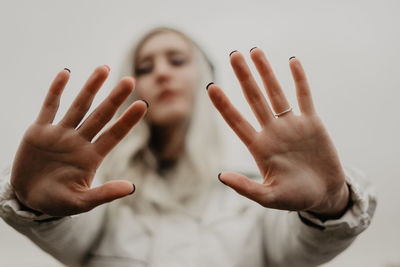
[307, 183, 353, 221]
[17, 200, 43, 216]
[11, 184, 43, 216]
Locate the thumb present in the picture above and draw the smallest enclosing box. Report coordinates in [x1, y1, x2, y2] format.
[83, 180, 135, 211]
[218, 172, 273, 207]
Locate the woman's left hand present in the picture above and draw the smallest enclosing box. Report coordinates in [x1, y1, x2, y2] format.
[207, 48, 349, 218]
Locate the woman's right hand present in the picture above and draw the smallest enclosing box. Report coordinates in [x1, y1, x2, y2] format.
[10, 66, 147, 217]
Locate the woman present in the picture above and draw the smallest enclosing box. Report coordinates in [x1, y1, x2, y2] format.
[0, 27, 376, 266]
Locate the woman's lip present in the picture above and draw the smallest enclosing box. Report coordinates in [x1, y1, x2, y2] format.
[158, 89, 179, 101]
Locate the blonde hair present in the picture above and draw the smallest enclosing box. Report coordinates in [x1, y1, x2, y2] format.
[98, 27, 222, 214]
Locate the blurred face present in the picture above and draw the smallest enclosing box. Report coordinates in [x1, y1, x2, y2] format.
[134, 31, 198, 126]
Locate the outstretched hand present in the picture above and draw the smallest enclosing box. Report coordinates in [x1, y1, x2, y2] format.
[207, 49, 349, 218]
[10, 66, 147, 216]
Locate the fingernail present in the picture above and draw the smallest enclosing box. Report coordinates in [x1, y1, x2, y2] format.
[104, 65, 111, 72]
[218, 173, 227, 185]
[141, 99, 149, 108]
[250, 47, 258, 53]
[289, 56, 296, 61]
[130, 184, 136, 195]
[206, 82, 214, 90]
[229, 50, 238, 57]
[64, 68, 71, 73]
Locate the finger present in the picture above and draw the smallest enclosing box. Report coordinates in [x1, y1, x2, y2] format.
[94, 100, 147, 157]
[77, 77, 135, 141]
[81, 180, 135, 211]
[250, 48, 292, 116]
[230, 51, 274, 126]
[36, 68, 70, 124]
[207, 83, 256, 146]
[289, 57, 316, 115]
[218, 172, 274, 207]
[59, 65, 109, 128]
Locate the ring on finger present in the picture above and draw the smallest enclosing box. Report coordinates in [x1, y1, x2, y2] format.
[274, 107, 292, 118]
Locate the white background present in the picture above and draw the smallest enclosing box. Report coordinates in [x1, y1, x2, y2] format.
[0, 0, 399, 266]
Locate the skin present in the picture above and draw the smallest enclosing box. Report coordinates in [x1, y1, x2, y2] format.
[134, 31, 199, 162]
[10, 32, 349, 218]
[207, 49, 349, 218]
[10, 66, 147, 216]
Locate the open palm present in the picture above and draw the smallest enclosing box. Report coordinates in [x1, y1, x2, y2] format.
[11, 66, 147, 216]
[207, 49, 349, 218]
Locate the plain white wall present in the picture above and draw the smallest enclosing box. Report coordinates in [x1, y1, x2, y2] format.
[0, 0, 399, 266]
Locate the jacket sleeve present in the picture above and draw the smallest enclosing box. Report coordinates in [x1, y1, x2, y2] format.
[262, 167, 377, 267]
[0, 177, 107, 266]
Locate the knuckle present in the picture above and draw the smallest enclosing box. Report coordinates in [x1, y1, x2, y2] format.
[72, 194, 92, 213]
[107, 95, 122, 109]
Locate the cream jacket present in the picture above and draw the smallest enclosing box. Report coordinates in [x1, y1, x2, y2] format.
[0, 167, 376, 267]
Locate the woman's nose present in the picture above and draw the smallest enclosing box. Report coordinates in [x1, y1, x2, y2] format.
[153, 59, 172, 82]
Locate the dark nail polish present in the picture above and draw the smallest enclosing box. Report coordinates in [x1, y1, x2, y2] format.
[250, 47, 258, 53]
[289, 56, 296, 61]
[229, 50, 238, 57]
[218, 173, 227, 185]
[141, 99, 149, 108]
[206, 82, 214, 90]
[64, 68, 71, 73]
[130, 184, 136, 195]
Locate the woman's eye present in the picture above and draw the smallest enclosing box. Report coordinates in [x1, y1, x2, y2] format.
[135, 62, 153, 76]
[170, 55, 186, 66]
